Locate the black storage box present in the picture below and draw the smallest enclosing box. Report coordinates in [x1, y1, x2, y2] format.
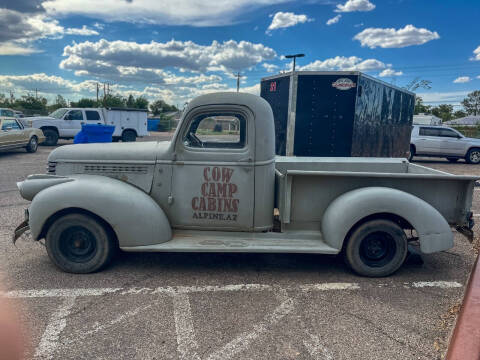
[260, 71, 415, 157]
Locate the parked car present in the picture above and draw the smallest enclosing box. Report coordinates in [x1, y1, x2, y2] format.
[0, 116, 45, 153]
[14, 93, 476, 277]
[27, 107, 148, 146]
[410, 124, 480, 164]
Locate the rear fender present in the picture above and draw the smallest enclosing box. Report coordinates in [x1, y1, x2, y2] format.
[321, 187, 453, 254]
[28, 174, 171, 247]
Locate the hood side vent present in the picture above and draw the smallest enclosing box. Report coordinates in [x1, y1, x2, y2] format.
[83, 164, 148, 174]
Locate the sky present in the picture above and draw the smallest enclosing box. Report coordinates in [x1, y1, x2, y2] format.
[0, 0, 479, 108]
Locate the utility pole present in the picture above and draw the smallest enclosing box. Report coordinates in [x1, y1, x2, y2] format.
[107, 82, 110, 95]
[35, 88, 38, 99]
[284, 53, 305, 72]
[236, 72, 241, 92]
[96, 83, 99, 103]
[103, 82, 106, 104]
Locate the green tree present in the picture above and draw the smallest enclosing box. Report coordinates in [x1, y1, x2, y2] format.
[150, 99, 177, 115]
[103, 94, 126, 108]
[135, 96, 149, 110]
[431, 104, 454, 122]
[414, 96, 431, 115]
[126, 94, 136, 108]
[453, 110, 467, 119]
[13, 94, 48, 115]
[461, 90, 480, 116]
[47, 94, 68, 112]
[70, 98, 99, 108]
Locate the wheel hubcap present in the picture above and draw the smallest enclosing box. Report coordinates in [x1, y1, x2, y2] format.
[471, 151, 480, 163]
[359, 231, 396, 267]
[60, 226, 96, 263]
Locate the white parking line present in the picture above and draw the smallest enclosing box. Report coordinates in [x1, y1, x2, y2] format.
[1, 281, 463, 298]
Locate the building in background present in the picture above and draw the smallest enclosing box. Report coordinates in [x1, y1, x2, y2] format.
[413, 113, 442, 125]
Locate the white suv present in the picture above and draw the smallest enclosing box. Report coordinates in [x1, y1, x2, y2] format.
[410, 125, 480, 164]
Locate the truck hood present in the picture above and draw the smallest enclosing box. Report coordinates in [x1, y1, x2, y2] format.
[28, 116, 56, 121]
[463, 137, 480, 143]
[48, 141, 172, 163]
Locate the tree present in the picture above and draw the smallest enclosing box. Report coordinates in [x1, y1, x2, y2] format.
[135, 96, 149, 110]
[103, 94, 126, 108]
[461, 90, 480, 116]
[404, 77, 432, 92]
[453, 110, 467, 119]
[13, 94, 47, 115]
[431, 104, 453, 122]
[414, 96, 431, 115]
[47, 94, 68, 112]
[70, 98, 99, 108]
[150, 99, 177, 115]
[126, 94, 136, 108]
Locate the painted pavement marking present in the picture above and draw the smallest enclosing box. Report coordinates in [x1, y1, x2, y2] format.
[1, 280, 463, 360]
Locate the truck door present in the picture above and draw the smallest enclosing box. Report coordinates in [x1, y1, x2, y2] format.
[416, 127, 441, 154]
[170, 106, 255, 230]
[85, 110, 103, 125]
[438, 128, 465, 156]
[63, 109, 85, 137]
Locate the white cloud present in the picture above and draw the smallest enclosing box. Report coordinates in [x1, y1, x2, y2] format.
[60, 39, 276, 78]
[262, 63, 279, 72]
[335, 0, 375, 13]
[416, 91, 470, 105]
[0, 8, 98, 55]
[298, 56, 387, 71]
[354, 24, 440, 48]
[378, 68, 403, 77]
[453, 76, 471, 83]
[471, 45, 480, 61]
[326, 15, 341, 26]
[43, 0, 293, 27]
[267, 12, 312, 32]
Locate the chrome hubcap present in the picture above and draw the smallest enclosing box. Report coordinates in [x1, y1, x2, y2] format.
[471, 151, 480, 162]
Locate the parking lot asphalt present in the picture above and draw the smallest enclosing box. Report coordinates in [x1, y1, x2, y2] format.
[1, 136, 479, 360]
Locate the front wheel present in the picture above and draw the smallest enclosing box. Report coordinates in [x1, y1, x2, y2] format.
[42, 129, 59, 146]
[466, 148, 480, 164]
[408, 145, 415, 162]
[46, 213, 116, 273]
[26, 136, 38, 153]
[344, 219, 408, 277]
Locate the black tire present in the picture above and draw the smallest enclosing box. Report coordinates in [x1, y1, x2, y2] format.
[466, 148, 480, 164]
[45, 213, 116, 273]
[122, 130, 136, 142]
[344, 219, 408, 277]
[408, 145, 415, 162]
[42, 128, 59, 146]
[26, 136, 38, 153]
[447, 157, 459, 163]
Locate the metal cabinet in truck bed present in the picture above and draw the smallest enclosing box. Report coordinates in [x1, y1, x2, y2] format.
[14, 92, 476, 277]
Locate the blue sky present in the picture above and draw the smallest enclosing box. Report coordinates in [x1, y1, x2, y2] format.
[1, 0, 479, 108]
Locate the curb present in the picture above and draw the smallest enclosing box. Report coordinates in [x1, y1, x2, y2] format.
[446, 254, 480, 359]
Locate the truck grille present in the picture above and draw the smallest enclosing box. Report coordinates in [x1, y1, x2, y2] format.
[47, 161, 56, 174]
[83, 164, 148, 174]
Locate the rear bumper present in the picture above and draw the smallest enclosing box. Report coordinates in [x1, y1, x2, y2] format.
[12, 209, 29, 245]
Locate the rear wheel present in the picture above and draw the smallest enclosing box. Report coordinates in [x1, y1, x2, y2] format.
[447, 157, 459, 163]
[26, 136, 38, 153]
[344, 219, 408, 277]
[408, 145, 415, 161]
[45, 213, 116, 273]
[122, 130, 136, 142]
[466, 148, 480, 164]
[42, 129, 59, 146]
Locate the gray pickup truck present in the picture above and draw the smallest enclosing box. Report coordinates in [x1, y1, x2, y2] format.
[14, 93, 476, 277]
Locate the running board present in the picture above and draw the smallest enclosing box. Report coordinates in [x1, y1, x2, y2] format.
[121, 230, 339, 254]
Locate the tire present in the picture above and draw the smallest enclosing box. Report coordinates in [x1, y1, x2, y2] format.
[344, 219, 408, 277]
[447, 157, 459, 163]
[26, 136, 38, 153]
[42, 129, 59, 146]
[408, 145, 415, 162]
[45, 213, 116, 273]
[466, 148, 480, 164]
[122, 130, 136, 142]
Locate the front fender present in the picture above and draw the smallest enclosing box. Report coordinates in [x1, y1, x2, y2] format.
[321, 187, 453, 254]
[28, 174, 171, 247]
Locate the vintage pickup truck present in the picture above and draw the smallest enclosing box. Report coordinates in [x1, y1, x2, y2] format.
[14, 93, 476, 277]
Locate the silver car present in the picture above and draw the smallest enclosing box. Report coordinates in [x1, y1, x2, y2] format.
[410, 124, 480, 164]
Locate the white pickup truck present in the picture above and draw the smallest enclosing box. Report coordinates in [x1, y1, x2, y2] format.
[28, 107, 148, 145]
[14, 93, 477, 277]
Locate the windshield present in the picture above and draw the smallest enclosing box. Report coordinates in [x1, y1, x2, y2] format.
[49, 108, 68, 119]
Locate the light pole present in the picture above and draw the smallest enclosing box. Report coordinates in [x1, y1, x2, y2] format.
[285, 53, 305, 72]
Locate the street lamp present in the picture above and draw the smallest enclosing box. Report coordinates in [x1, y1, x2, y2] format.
[285, 53, 305, 72]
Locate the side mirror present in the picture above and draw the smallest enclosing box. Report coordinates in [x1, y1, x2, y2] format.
[64, 114, 72, 120]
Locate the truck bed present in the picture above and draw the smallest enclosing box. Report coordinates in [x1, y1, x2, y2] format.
[275, 157, 477, 230]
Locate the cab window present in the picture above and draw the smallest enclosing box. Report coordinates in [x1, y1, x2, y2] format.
[67, 110, 84, 120]
[438, 128, 460, 138]
[183, 113, 246, 149]
[2, 119, 21, 130]
[86, 110, 101, 121]
[419, 127, 440, 136]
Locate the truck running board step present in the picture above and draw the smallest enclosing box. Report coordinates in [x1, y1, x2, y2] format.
[121, 230, 339, 254]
